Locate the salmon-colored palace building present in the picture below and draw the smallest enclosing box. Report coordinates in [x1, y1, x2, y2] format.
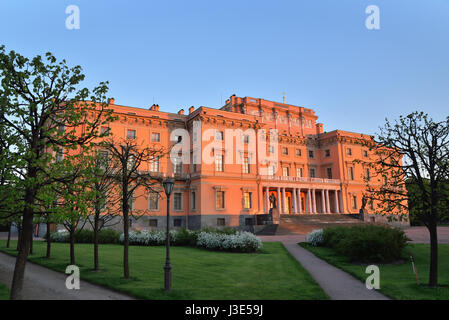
[100, 95, 392, 230]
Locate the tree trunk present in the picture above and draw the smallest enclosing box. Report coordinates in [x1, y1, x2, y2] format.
[29, 227, 33, 255]
[93, 214, 99, 271]
[16, 228, 21, 251]
[10, 208, 33, 300]
[69, 229, 75, 265]
[428, 221, 438, 287]
[6, 223, 11, 248]
[46, 221, 51, 258]
[123, 212, 129, 279]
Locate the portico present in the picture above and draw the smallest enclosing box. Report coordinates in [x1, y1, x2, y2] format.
[262, 177, 343, 214]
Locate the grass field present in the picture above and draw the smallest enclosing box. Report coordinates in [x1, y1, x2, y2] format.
[300, 243, 449, 300]
[0, 283, 9, 300]
[0, 240, 328, 300]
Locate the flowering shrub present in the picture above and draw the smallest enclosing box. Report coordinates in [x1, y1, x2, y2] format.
[196, 231, 262, 253]
[306, 229, 324, 246]
[50, 231, 69, 242]
[120, 230, 179, 246]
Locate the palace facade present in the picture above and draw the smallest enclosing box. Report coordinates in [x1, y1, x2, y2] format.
[93, 95, 400, 231]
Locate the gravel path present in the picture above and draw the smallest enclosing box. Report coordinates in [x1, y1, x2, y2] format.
[0, 252, 134, 300]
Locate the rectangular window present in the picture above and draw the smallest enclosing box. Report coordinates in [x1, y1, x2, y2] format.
[58, 125, 66, 134]
[268, 164, 275, 176]
[309, 168, 316, 178]
[243, 135, 250, 144]
[365, 168, 371, 181]
[148, 193, 159, 211]
[282, 147, 288, 155]
[325, 149, 330, 157]
[173, 193, 182, 211]
[191, 191, 196, 210]
[296, 149, 302, 156]
[128, 191, 134, 211]
[174, 219, 182, 227]
[151, 132, 161, 142]
[215, 154, 224, 172]
[296, 167, 303, 177]
[243, 192, 252, 209]
[268, 145, 275, 154]
[245, 218, 253, 226]
[369, 200, 375, 211]
[308, 150, 314, 158]
[352, 195, 357, 210]
[216, 191, 225, 209]
[282, 167, 289, 177]
[100, 126, 110, 135]
[363, 150, 369, 158]
[327, 168, 333, 179]
[149, 219, 158, 227]
[215, 130, 224, 141]
[150, 156, 160, 172]
[242, 157, 250, 174]
[347, 148, 352, 156]
[56, 148, 64, 162]
[127, 129, 136, 139]
[217, 218, 226, 226]
[127, 155, 135, 170]
[348, 167, 354, 180]
[173, 157, 183, 175]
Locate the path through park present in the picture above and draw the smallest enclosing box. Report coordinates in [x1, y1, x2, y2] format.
[0, 251, 134, 300]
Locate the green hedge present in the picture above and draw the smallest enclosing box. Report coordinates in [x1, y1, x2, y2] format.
[49, 229, 121, 244]
[322, 225, 409, 263]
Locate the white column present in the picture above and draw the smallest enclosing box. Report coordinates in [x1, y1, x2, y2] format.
[334, 190, 340, 214]
[298, 189, 302, 214]
[277, 187, 281, 213]
[326, 189, 331, 214]
[321, 189, 325, 213]
[339, 189, 344, 213]
[266, 187, 270, 214]
[292, 188, 297, 214]
[312, 189, 317, 214]
[282, 188, 286, 214]
[307, 189, 312, 214]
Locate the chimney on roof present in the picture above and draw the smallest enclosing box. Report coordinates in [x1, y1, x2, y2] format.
[316, 123, 324, 134]
[178, 109, 184, 115]
[109, 98, 115, 105]
[189, 106, 195, 114]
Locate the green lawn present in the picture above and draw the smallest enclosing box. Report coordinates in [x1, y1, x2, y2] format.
[0, 283, 9, 300]
[300, 242, 449, 300]
[0, 240, 327, 300]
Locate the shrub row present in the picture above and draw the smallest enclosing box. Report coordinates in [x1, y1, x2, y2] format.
[50, 229, 121, 244]
[306, 225, 409, 263]
[50, 227, 262, 253]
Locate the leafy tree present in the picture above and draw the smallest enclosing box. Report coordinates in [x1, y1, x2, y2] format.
[0, 46, 114, 299]
[363, 112, 449, 287]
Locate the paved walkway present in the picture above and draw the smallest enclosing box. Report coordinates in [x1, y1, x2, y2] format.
[0, 252, 134, 300]
[282, 243, 389, 300]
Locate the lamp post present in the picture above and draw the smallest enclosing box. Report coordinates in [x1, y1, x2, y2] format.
[163, 176, 175, 290]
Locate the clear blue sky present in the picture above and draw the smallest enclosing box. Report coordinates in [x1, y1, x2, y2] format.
[1, 0, 448, 135]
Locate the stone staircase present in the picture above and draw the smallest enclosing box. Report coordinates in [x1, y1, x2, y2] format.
[277, 214, 366, 235]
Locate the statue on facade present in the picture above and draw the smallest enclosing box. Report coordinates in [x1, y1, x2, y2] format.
[269, 193, 277, 209]
[359, 195, 368, 221]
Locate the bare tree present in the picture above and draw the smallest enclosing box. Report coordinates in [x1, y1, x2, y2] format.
[105, 138, 167, 279]
[362, 112, 449, 288]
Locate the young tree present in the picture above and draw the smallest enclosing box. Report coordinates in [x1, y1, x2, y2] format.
[0, 46, 114, 299]
[363, 112, 449, 288]
[105, 138, 166, 279]
[84, 148, 121, 271]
